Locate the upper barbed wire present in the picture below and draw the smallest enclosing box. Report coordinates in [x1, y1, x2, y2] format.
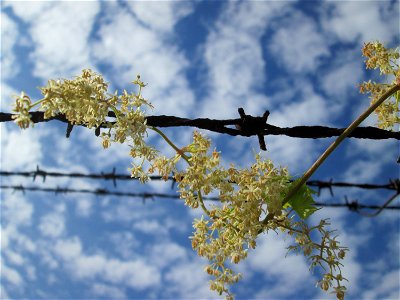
[1, 111, 399, 142]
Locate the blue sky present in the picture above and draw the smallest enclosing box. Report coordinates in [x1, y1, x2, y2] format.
[1, 1, 399, 299]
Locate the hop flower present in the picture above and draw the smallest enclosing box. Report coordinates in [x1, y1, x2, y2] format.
[360, 42, 400, 130]
[12, 92, 33, 129]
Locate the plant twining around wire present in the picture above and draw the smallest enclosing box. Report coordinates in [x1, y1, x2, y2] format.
[11, 42, 399, 299]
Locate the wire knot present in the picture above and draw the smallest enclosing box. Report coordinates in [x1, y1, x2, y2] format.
[236, 108, 269, 150]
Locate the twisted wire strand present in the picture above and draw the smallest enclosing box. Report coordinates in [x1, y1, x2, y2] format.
[1, 184, 399, 215]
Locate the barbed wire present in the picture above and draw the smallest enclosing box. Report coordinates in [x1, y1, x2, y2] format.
[1, 184, 399, 215]
[1, 166, 398, 196]
[1, 110, 398, 153]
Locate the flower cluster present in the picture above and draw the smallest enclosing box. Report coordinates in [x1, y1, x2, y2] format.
[12, 70, 349, 299]
[12, 69, 157, 182]
[12, 92, 34, 129]
[284, 218, 348, 300]
[174, 132, 291, 298]
[37, 69, 111, 126]
[359, 42, 400, 130]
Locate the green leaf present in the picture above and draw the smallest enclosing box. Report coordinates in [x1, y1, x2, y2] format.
[285, 180, 319, 219]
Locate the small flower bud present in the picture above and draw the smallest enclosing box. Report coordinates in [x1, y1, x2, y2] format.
[321, 280, 329, 291]
[338, 249, 346, 259]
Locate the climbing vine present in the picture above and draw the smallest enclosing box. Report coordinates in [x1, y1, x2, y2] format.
[11, 42, 399, 299]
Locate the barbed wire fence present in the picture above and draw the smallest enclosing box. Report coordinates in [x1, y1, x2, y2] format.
[1, 166, 399, 217]
[1, 184, 399, 216]
[0, 165, 398, 192]
[1, 110, 399, 152]
[1, 109, 399, 216]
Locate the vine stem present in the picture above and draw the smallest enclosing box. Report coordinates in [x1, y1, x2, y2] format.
[282, 83, 400, 206]
[149, 126, 190, 161]
[149, 126, 212, 217]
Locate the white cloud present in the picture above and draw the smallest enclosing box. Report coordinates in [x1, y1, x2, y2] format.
[132, 219, 165, 234]
[150, 242, 187, 268]
[90, 283, 126, 299]
[321, 1, 398, 44]
[0, 284, 10, 299]
[263, 137, 319, 174]
[1, 191, 33, 227]
[1, 125, 43, 171]
[247, 234, 313, 298]
[0, 82, 18, 111]
[132, 216, 186, 236]
[127, 1, 194, 33]
[164, 259, 215, 298]
[8, 1, 100, 80]
[109, 231, 138, 260]
[201, 2, 288, 118]
[4, 1, 53, 22]
[74, 197, 93, 217]
[39, 212, 65, 238]
[320, 52, 364, 101]
[92, 4, 195, 116]
[269, 12, 330, 73]
[271, 84, 330, 126]
[1, 261, 23, 286]
[362, 268, 399, 299]
[54, 236, 82, 260]
[4, 250, 24, 266]
[54, 236, 161, 290]
[1, 11, 20, 79]
[342, 137, 397, 184]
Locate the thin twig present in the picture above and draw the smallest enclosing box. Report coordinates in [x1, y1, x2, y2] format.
[358, 192, 400, 217]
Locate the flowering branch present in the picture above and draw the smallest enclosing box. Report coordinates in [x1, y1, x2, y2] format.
[283, 83, 400, 207]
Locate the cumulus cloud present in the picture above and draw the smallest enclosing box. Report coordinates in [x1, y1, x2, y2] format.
[1, 125, 43, 171]
[126, 1, 194, 33]
[39, 212, 65, 238]
[201, 1, 288, 118]
[1, 82, 18, 112]
[321, 1, 398, 44]
[243, 233, 314, 298]
[92, 2, 195, 116]
[1, 11, 20, 79]
[270, 81, 330, 126]
[269, 12, 330, 73]
[3, 1, 53, 21]
[1, 191, 33, 227]
[7, 1, 100, 80]
[54, 236, 161, 290]
[164, 259, 215, 298]
[1, 261, 23, 286]
[362, 269, 400, 299]
[90, 283, 126, 299]
[150, 242, 187, 268]
[319, 50, 364, 104]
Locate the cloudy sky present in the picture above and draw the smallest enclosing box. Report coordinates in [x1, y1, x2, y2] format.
[1, 1, 399, 299]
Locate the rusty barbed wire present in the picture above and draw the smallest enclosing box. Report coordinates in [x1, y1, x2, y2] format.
[1, 184, 399, 215]
[1, 111, 399, 147]
[1, 166, 398, 193]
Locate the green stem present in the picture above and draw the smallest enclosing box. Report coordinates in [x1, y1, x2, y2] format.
[29, 98, 46, 109]
[283, 83, 400, 206]
[149, 127, 191, 163]
[149, 126, 212, 217]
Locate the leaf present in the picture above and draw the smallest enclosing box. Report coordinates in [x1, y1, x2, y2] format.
[285, 180, 319, 219]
